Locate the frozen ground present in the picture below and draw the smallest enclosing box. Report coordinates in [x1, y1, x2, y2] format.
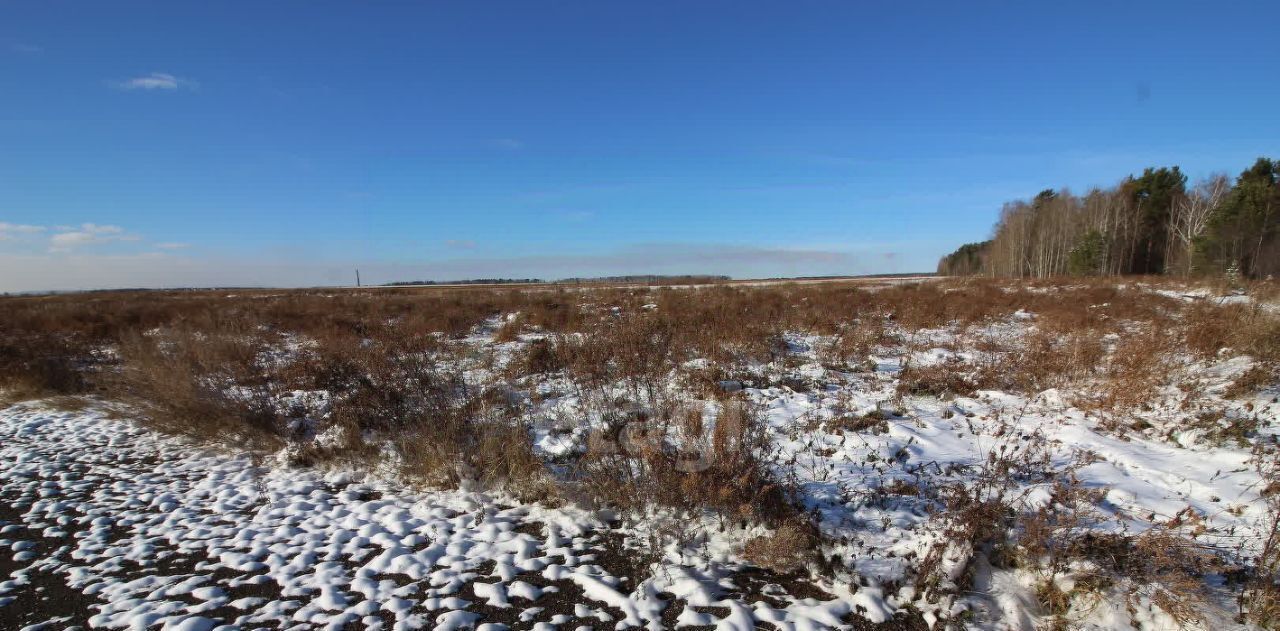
[1, 283, 1277, 630]
[0, 403, 905, 631]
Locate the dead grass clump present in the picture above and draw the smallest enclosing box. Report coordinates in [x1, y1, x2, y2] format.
[0, 297, 111, 398]
[915, 428, 1057, 602]
[518, 338, 564, 375]
[1225, 364, 1278, 398]
[564, 311, 679, 409]
[1185, 303, 1280, 362]
[492, 316, 523, 343]
[1027, 330, 1105, 384]
[1239, 442, 1280, 627]
[578, 399, 795, 525]
[1013, 480, 1115, 625]
[1014, 478, 1221, 628]
[1037, 526, 1218, 628]
[1185, 409, 1260, 448]
[1184, 303, 1238, 357]
[827, 412, 890, 435]
[0, 336, 90, 400]
[1098, 329, 1175, 412]
[317, 339, 464, 434]
[743, 518, 820, 574]
[393, 386, 548, 495]
[879, 478, 922, 497]
[897, 360, 977, 398]
[916, 484, 1015, 601]
[993, 469, 1219, 628]
[395, 421, 469, 488]
[650, 287, 788, 365]
[1128, 529, 1218, 627]
[467, 421, 554, 501]
[321, 343, 552, 495]
[830, 319, 896, 365]
[881, 284, 954, 331]
[114, 329, 286, 450]
[1239, 312, 1280, 364]
[970, 328, 1106, 395]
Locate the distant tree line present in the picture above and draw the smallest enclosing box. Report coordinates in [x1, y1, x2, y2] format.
[383, 278, 545, 286]
[382, 275, 734, 287]
[938, 157, 1279, 279]
[555, 275, 731, 284]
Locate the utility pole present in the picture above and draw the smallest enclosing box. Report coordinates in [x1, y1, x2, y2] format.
[356, 269, 361, 288]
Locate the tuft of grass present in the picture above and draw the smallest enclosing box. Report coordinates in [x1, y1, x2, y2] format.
[743, 518, 820, 574]
[897, 359, 977, 398]
[577, 398, 797, 525]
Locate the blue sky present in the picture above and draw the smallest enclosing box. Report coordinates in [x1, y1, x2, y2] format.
[2, 1, 1278, 290]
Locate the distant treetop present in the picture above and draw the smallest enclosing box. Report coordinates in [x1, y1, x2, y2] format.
[938, 157, 1278, 279]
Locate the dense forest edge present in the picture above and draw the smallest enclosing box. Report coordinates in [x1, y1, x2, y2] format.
[939, 157, 1279, 279]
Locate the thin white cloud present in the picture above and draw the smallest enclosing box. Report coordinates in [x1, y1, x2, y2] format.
[6, 41, 42, 54]
[112, 72, 197, 91]
[0, 222, 45, 233]
[490, 138, 524, 150]
[556, 210, 595, 222]
[154, 242, 191, 250]
[0, 241, 942, 293]
[0, 222, 45, 241]
[48, 223, 138, 251]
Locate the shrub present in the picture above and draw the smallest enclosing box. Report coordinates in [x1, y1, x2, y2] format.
[1225, 364, 1277, 398]
[897, 359, 977, 398]
[1241, 442, 1280, 627]
[518, 338, 563, 375]
[113, 328, 286, 450]
[743, 518, 820, 574]
[577, 398, 794, 525]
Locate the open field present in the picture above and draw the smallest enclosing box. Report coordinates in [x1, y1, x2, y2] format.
[1, 277, 1278, 630]
[340, 274, 939, 292]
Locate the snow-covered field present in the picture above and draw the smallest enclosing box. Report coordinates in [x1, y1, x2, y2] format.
[1, 280, 1277, 630]
[0, 404, 892, 631]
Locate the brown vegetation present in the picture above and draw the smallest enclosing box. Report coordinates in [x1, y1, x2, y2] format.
[1, 276, 1278, 619]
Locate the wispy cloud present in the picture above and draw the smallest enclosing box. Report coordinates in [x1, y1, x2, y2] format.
[154, 242, 190, 250]
[556, 210, 595, 222]
[5, 40, 42, 54]
[377, 243, 863, 281]
[49, 223, 139, 251]
[490, 138, 524, 150]
[0, 222, 46, 241]
[112, 72, 197, 91]
[0, 238, 935, 293]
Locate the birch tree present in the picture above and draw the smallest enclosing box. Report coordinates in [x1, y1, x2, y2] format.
[1168, 174, 1229, 275]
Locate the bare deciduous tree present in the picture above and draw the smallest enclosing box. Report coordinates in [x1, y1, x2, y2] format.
[1168, 174, 1230, 275]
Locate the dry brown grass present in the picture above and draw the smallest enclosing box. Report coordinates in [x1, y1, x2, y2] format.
[743, 518, 820, 574]
[1240, 442, 1280, 628]
[914, 427, 1056, 601]
[1184, 302, 1280, 362]
[577, 398, 795, 525]
[826, 411, 891, 435]
[897, 359, 978, 398]
[492, 316, 523, 343]
[1095, 329, 1177, 413]
[0, 280, 1252, 446]
[828, 319, 898, 366]
[1226, 365, 1278, 399]
[2, 277, 1274, 567]
[112, 327, 286, 450]
[1012, 475, 1222, 628]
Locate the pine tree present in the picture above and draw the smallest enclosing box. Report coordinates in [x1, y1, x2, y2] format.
[1198, 158, 1279, 277]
